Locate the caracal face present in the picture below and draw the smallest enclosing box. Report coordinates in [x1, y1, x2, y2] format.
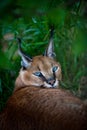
[19, 55, 61, 88]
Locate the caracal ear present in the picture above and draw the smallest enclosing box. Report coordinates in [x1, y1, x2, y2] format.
[44, 26, 56, 58]
[17, 38, 32, 68]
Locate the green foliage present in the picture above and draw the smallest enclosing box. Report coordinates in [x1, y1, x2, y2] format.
[72, 28, 87, 56]
[0, 0, 87, 111]
[46, 9, 67, 32]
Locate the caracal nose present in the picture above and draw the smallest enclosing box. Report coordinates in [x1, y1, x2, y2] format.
[47, 78, 55, 86]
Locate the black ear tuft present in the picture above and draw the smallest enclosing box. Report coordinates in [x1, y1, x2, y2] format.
[43, 25, 56, 58]
[17, 38, 32, 68]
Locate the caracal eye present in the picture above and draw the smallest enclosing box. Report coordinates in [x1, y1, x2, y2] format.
[33, 72, 42, 77]
[52, 66, 58, 72]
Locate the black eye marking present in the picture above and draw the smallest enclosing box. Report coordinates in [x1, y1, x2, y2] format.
[52, 66, 58, 72]
[33, 71, 48, 83]
[33, 72, 42, 77]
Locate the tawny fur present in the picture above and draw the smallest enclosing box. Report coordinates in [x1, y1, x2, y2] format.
[15, 55, 62, 91]
[0, 56, 87, 130]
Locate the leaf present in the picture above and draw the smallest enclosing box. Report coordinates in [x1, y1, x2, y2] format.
[6, 42, 17, 60]
[47, 8, 66, 27]
[0, 50, 13, 70]
[72, 29, 87, 56]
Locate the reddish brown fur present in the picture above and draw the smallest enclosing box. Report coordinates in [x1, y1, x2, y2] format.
[0, 55, 87, 130]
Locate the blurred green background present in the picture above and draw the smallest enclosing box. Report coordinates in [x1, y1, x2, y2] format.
[0, 0, 87, 111]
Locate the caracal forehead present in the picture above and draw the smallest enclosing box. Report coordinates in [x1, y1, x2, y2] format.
[33, 56, 57, 64]
[31, 55, 58, 67]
